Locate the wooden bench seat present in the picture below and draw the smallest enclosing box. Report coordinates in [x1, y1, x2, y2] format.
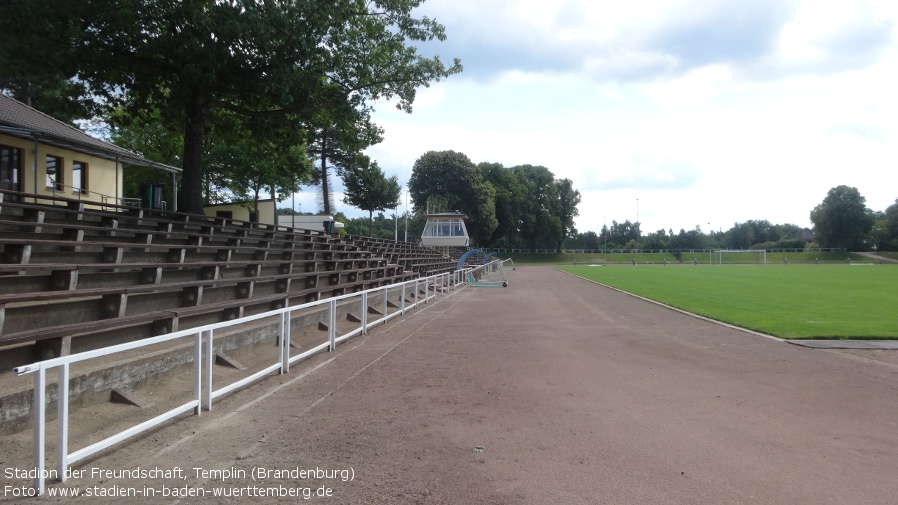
[0, 272, 414, 356]
[0, 237, 299, 266]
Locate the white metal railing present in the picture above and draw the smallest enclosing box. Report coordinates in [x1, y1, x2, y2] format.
[14, 269, 474, 495]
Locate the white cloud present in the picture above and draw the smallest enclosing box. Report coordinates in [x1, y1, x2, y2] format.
[355, 0, 898, 236]
[644, 64, 732, 105]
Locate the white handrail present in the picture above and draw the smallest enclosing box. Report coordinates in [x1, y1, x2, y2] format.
[14, 269, 471, 495]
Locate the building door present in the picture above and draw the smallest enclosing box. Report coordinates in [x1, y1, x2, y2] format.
[0, 144, 23, 197]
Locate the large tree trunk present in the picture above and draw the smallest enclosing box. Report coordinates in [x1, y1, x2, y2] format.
[180, 92, 208, 215]
[320, 144, 331, 215]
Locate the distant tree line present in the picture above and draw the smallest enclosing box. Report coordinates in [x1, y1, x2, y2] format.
[565, 185, 897, 253]
[565, 220, 809, 252]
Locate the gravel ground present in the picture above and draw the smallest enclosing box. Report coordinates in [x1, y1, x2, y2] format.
[2, 265, 898, 504]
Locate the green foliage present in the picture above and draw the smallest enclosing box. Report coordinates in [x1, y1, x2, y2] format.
[810, 185, 875, 250]
[560, 265, 898, 339]
[513, 165, 560, 250]
[306, 106, 384, 214]
[479, 162, 526, 246]
[342, 160, 401, 235]
[873, 199, 898, 251]
[108, 105, 184, 204]
[343, 212, 405, 240]
[4, 0, 462, 214]
[592, 219, 812, 253]
[0, 0, 97, 123]
[599, 220, 638, 249]
[409, 151, 497, 245]
[556, 178, 581, 240]
[477, 163, 580, 251]
[206, 112, 313, 220]
[565, 231, 600, 250]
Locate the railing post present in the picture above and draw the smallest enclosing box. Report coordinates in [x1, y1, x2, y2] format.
[328, 299, 336, 351]
[194, 332, 202, 416]
[205, 330, 213, 411]
[383, 285, 388, 317]
[414, 279, 419, 308]
[57, 363, 69, 481]
[400, 283, 406, 315]
[281, 311, 291, 373]
[278, 313, 285, 374]
[361, 292, 368, 334]
[33, 367, 45, 495]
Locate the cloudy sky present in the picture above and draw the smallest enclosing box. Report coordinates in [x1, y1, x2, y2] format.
[294, 0, 898, 236]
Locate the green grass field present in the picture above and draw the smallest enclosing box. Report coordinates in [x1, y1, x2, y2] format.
[557, 264, 898, 339]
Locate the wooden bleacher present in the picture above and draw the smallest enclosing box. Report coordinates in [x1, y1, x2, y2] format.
[343, 235, 463, 276]
[0, 190, 430, 367]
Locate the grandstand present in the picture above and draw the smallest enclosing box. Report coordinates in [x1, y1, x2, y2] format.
[0, 189, 468, 435]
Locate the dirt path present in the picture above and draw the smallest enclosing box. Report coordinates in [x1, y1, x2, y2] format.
[857, 252, 898, 263]
[3, 266, 898, 504]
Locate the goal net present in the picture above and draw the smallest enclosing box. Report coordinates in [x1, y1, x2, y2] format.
[465, 259, 511, 287]
[712, 250, 767, 265]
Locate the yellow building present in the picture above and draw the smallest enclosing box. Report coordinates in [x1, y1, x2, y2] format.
[203, 199, 276, 225]
[0, 94, 180, 207]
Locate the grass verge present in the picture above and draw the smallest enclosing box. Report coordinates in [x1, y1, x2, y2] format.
[506, 251, 865, 266]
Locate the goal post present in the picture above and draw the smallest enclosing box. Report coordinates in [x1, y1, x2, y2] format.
[712, 250, 767, 265]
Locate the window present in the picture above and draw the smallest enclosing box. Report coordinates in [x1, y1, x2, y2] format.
[72, 161, 88, 194]
[0, 144, 22, 192]
[46, 155, 62, 190]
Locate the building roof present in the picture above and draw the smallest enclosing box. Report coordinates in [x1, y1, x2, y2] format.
[424, 212, 468, 219]
[0, 93, 181, 173]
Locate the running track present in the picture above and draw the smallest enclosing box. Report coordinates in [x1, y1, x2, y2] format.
[15, 266, 898, 504]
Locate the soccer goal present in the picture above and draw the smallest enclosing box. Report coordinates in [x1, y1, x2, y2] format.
[465, 259, 511, 287]
[712, 250, 767, 265]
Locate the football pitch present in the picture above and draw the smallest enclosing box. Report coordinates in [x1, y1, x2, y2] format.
[558, 264, 898, 339]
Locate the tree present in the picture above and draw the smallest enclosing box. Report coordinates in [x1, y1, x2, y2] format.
[556, 178, 581, 249]
[0, 1, 97, 123]
[342, 160, 401, 236]
[602, 220, 636, 250]
[408, 151, 497, 245]
[5, 0, 462, 214]
[876, 199, 898, 251]
[566, 231, 600, 250]
[108, 103, 185, 205]
[206, 112, 312, 222]
[306, 106, 384, 215]
[512, 165, 562, 250]
[810, 186, 875, 250]
[480, 162, 527, 247]
[641, 229, 669, 250]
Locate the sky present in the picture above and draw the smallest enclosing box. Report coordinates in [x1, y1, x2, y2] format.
[290, 0, 898, 236]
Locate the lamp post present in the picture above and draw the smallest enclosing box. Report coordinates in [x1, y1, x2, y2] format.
[635, 199, 639, 251]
